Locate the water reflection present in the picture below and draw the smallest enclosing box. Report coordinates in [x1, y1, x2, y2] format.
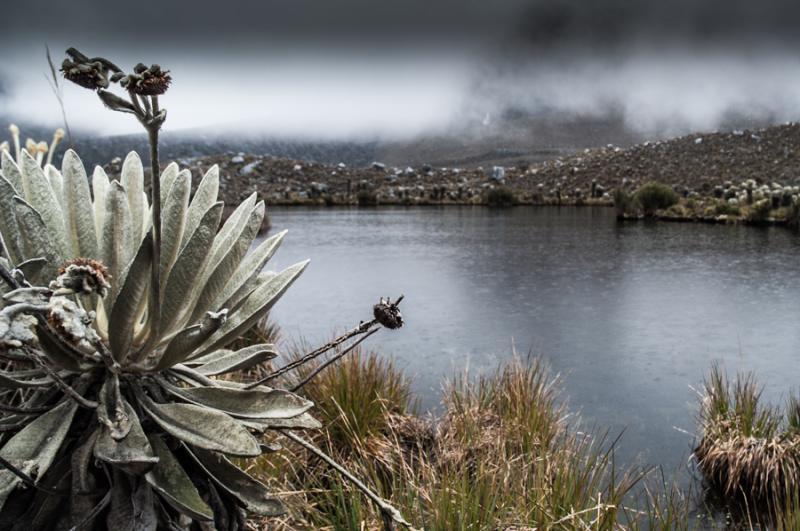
[263, 206, 800, 471]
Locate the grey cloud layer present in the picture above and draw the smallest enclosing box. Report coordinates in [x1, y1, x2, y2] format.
[3, 0, 799, 48]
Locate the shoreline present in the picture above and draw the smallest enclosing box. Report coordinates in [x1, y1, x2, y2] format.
[101, 121, 800, 228]
[261, 199, 796, 231]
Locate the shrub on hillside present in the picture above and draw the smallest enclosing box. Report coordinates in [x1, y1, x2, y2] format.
[486, 186, 517, 207]
[714, 202, 741, 217]
[634, 181, 678, 215]
[357, 189, 379, 206]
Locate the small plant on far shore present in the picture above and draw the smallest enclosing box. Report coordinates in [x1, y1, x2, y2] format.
[635, 181, 679, 216]
[714, 201, 741, 217]
[786, 200, 800, 231]
[357, 189, 379, 206]
[614, 188, 638, 217]
[747, 198, 773, 222]
[486, 186, 517, 207]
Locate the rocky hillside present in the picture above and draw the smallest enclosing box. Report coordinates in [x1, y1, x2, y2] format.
[523, 122, 800, 196]
[121, 122, 800, 206]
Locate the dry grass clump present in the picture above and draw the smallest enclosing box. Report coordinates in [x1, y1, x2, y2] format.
[695, 363, 800, 519]
[246, 349, 674, 530]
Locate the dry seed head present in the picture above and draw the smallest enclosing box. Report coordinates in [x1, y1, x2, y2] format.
[25, 138, 36, 153]
[8, 124, 18, 136]
[61, 58, 110, 90]
[373, 296, 404, 329]
[52, 258, 111, 297]
[53, 128, 65, 142]
[37, 141, 48, 154]
[0, 141, 8, 153]
[121, 63, 172, 96]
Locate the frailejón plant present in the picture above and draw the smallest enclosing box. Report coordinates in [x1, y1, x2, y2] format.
[0, 48, 413, 530]
[0, 142, 313, 528]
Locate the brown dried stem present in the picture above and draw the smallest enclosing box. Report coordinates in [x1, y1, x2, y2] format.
[245, 319, 378, 389]
[280, 430, 419, 531]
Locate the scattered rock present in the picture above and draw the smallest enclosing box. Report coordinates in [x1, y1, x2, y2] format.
[240, 161, 260, 176]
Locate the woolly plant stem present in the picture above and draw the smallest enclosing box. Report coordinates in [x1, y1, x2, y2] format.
[246, 319, 378, 388]
[289, 328, 378, 392]
[147, 123, 162, 342]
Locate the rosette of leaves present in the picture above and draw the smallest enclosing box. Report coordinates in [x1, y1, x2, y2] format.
[0, 148, 313, 529]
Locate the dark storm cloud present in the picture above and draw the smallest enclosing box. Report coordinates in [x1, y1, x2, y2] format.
[0, 0, 526, 47]
[3, 0, 799, 48]
[513, 0, 800, 49]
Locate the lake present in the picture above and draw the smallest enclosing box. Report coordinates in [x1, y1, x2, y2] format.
[262, 206, 800, 472]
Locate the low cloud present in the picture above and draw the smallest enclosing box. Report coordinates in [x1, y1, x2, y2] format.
[2, 43, 800, 142]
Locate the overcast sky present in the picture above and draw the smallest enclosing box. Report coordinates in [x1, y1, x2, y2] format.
[2, 0, 800, 138]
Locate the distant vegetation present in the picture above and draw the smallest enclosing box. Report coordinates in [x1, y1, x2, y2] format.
[614, 188, 637, 217]
[356, 189, 379, 206]
[748, 199, 773, 222]
[486, 186, 517, 207]
[635, 181, 679, 215]
[713, 202, 741, 217]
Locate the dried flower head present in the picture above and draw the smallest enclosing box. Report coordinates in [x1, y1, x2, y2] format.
[373, 296, 404, 329]
[8, 124, 18, 136]
[120, 63, 172, 96]
[51, 258, 111, 297]
[60, 48, 118, 90]
[61, 59, 110, 90]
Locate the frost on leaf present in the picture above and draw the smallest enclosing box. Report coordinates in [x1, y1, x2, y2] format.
[0, 305, 38, 348]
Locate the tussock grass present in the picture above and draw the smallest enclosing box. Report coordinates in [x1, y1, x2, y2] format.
[694, 363, 800, 523]
[247, 349, 694, 530]
[624, 469, 695, 531]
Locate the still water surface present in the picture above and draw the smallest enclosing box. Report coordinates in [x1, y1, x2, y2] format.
[263, 206, 800, 471]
